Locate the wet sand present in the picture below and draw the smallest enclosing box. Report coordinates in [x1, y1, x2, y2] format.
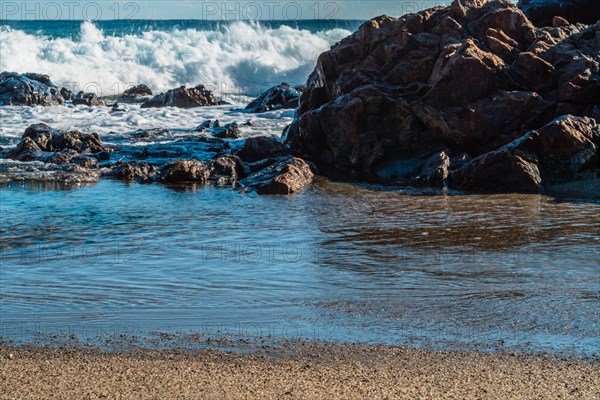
[1, 344, 598, 399]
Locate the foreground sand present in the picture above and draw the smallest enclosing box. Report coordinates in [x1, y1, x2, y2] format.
[1, 343, 598, 399]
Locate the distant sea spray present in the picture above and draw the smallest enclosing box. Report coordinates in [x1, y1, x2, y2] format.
[0, 20, 357, 100]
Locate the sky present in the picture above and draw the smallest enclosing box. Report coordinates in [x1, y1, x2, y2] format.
[1, 0, 454, 20]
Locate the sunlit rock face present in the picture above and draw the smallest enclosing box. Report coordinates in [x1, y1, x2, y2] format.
[284, 0, 600, 194]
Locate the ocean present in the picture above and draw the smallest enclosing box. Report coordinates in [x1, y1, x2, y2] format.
[0, 19, 599, 358]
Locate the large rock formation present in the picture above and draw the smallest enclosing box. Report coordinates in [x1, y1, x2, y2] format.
[517, 0, 600, 26]
[141, 85, 224, 108]
[284, 0, 600, 195]
[0, 72, 65, 106]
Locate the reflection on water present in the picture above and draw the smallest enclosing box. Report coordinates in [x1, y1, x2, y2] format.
[0, 180, 599, 356]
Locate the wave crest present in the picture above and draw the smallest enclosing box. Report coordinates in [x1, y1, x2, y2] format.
[0, 21, 350, 99]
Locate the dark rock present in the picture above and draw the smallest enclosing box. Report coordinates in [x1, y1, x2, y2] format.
[156, 155, 245, 185]
[71, 156, 99, 169]
[207, 155, 246, 186]
[6, 137, 44, 161]
[194, 120, 212, 132]
[157, 160, 211, 184]
[284, 0, 600, 194]
[240, 156, 314, 194]
[517, 0, 600, 26]
[120, 84, 153, 103]
[111, 103, 125, 112]
[60, 87, 73, 101]
[245, 83, 302, 113]
[451, 115, 599, 192]
[93, 151, 111, 161]
[236, 136, 285, 162]
[141, 85, 221, 108]
[212, 122, 241, 139]
[8, 123, 107, 164]
[0, 71, 64, 106]
[73, 91, 106, 106]
[111, 161, 159, 182]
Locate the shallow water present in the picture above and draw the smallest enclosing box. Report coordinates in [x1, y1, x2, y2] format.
[1, 178, 599, 356]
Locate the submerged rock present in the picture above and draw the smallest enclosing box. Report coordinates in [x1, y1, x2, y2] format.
[73, 91, 106, 106]
[0, 72, 64, 106]
[245, 83, 302, 113]
[284, 0, 600, 195]
[141, 85, 224, 108]
[517, 0, 600, 26]
[240, 156, 314, 195]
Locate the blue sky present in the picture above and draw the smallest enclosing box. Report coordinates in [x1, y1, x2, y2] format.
[1, 1, 453, 20]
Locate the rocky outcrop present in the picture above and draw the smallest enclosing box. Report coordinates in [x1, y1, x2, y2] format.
[120, 84, 153, 103]
[141, 85, 224, 108]
[7, 123, 108, 166]
[245, 83, 302, 113]
[0, 72, 65, 106]
[73, 91, 106, 106]
[517, 0, 600, 26]
[240, 156, 315, 194]
[284, 0, 600, 194]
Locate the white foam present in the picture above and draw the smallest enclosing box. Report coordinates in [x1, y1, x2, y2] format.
[0, 21, 350, 99]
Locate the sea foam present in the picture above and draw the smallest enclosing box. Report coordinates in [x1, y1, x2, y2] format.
[0, 21, 351, 99]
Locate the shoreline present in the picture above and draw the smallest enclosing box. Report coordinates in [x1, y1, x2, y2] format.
[2, 343, 599, 399]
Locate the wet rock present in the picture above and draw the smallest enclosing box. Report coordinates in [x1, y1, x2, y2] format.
[157, 160, 211, 184]
[451, 149, 543, 193]
[207, 155, 246, 185]
[212, 122, 241, 139]
[411, 151, 451, 187]
[284, 0, 600, 194]
[111, 161, 159, 183]
[193, 120, 212, 132]
[0, 160, 101, 185]
[517, 0, 600, 26]
[111, 103, 126, 112]
[141, 85, 223, 108]
[245, 83, 302, 113]
[6, 137, 44, 161]
[71, 156, 99, 169]
[156, 155, 245, 185]
[240, 156, 314, 194]
[451, 115, 599, 192]
[60, 87, 73, 101]
[73, 91, 106, 106]
[236, 136, 285, 162]
[120, 84, 153, 103]
[8, 123, 107, 164]
[0, 71, 64, 106]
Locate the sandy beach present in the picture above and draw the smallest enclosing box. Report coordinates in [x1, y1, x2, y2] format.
[1, 343, 598, 399]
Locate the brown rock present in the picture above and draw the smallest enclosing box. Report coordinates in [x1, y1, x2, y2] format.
[157, 160, 210, 184]
[241, 156, 314, 195]
[284, 0, 599, 194]
[141, 85, 221, 108]
[236, 136, 285, 163]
